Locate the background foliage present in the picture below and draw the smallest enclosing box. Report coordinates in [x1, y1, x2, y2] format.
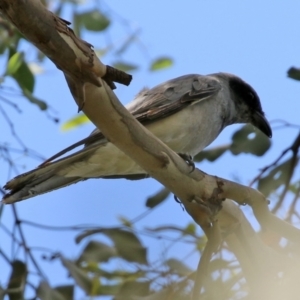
[1, 1, 300, 299]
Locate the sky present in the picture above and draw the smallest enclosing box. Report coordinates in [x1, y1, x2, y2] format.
[1, 0, 300, 298]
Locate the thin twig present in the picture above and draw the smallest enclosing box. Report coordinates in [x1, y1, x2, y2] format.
[21, 219, 100, 231]
[0, 95, 22, 112]
[0, 144, 45, 161]
[11, 205, 47, 280]
[0, 187, 5, 195]
[0, 247, 11, 264]
[286, 183, 300, 222]
[192, 221, 221, 300]
[0, 103, 27, 149]
[250, 131, 300, 187]
[272, 133, 300, 214]
[270, 119, 300, 130]
[0, 222, 22, 246]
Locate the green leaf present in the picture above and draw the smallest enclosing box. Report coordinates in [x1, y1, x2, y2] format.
[258, 157, 295, 196]
[166, 258, 193, 276]
[97, 284, 120, 296]
[145, 187, 170, 208]
[102, 228, 148, 265]
[6, 52, 24, 76]
[147, 224, 199, 239]
[8, 49, 35, 93]
[76, 229, 102, 244]
[77, 240, 116, 263]
[150, 57, 173, 71]
[112, 61, 138, 72]
[61, 113, 90, 131]
[183, 222, 196, 236]
[79, 9, 110, 32]
[54, 285, 74, 300]
[0, 286, 5, 300]
[80, 267, 145, 282]
[14, 63, 35, 93]
[37, 282, 66, 300]
[134, 288, 171, 300]
[60, 256, 99, 295]
[23, 89, 48, 110]
[116, 281, 150, 299]
[7, 260, 27, 300]
[76, 228, 148, 265]
[118, 216, 133, 228]
[194, 144, 230, 162]
[287, 67, 300, 81]
[230, 124, 271, 156]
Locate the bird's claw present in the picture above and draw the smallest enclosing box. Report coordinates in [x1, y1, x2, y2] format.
[178, 153, 195, 172]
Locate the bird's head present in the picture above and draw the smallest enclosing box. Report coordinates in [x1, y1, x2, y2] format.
[215, 73, 272, 138]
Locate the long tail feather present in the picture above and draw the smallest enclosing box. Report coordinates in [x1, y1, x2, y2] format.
[2, 143, 101, 204]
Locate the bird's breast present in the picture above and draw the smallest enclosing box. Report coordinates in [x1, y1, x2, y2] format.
[145, 101, 224, 157]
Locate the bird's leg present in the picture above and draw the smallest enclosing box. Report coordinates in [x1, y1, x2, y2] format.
[173, 153, 195, 209]
[177, 153, 195, 172]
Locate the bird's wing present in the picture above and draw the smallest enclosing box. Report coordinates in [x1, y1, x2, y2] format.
[40, 74, 221, 165]
[127, 74, 221, 117]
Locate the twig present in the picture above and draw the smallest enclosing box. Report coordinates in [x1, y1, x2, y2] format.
[21, 219, 100, 231]
[0, 247, 11, 264]
[0, 187, 5, 195]
[192, 220, 221, 300]
[286, 183, 300, 222]
[272, 132, 300, 213]
[270, 119, 300, 130]
[11, 205, 47, 280]
[0, 103, 27, 149]
[0, 95, 22, 113]
[272, 158, 298, 214]
[250, 131, 300, 187]
[0, 222, 22, 246]
[0, 144, 45, 161]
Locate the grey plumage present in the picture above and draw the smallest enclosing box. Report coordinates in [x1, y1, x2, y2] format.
[2, 73, 272, 204]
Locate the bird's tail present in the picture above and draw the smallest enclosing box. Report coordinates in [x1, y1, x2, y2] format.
[2, 144, 98, 204]
[3, 171, 82, 204]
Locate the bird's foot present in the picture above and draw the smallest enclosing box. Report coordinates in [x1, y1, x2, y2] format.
[178, 153, 195, 172]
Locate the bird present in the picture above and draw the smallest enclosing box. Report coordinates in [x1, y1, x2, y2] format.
[2, 73, 272, 204]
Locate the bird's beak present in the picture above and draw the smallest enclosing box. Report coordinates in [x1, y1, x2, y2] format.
[252, 112, 272, 138]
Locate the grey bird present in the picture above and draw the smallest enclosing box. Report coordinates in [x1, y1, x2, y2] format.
[2, 73, 272, 204]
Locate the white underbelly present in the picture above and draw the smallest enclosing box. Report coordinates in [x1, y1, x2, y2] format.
[63, 142, 144, 177]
